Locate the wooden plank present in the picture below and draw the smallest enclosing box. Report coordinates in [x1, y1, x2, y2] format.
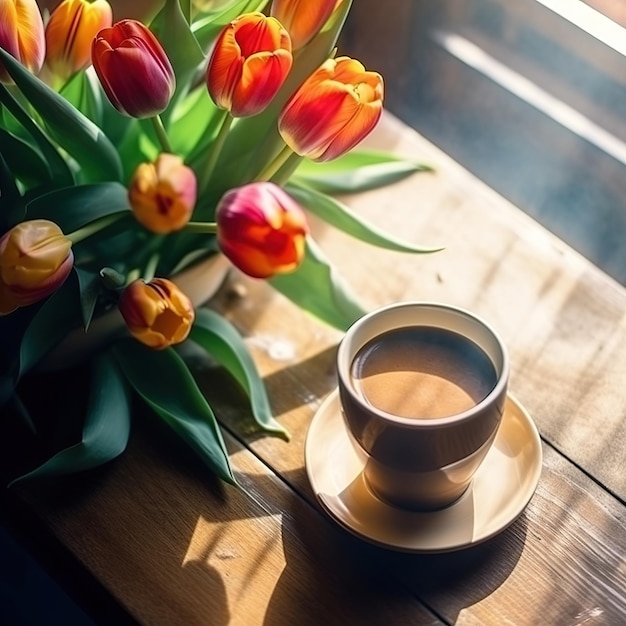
[15, 418, 439, 626]
[203, 287, 626, 624]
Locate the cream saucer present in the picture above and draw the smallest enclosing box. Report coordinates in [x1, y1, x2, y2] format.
[305, 390, 542, 553]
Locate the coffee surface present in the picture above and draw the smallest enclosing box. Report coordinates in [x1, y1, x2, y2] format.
[351, 326, 497, 419]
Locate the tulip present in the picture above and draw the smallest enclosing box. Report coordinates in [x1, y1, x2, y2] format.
[270, 0, 340, 50]
[119, 277, 195, 349]
[44, 0, 112, 85]
[216, 182, 308, 279]
[128, 153, 196, 234]
[278, 56, 384, 162]
[206, 12, 292, 118]
[91, 19, 175, 118]
[0, 0, 45, 83]
[0, 219, 73, 314]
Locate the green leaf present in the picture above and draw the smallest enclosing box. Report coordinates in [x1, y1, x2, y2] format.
[190, 309, 288, 439]
[293, 150, 434, 194]
[0, 128, 52, 190]
[150, 0, 206, 122]
[0, 46, 122, 183]
[60, 68, 104, 128]
[0, 82, 74, 188]
[25, 182, 131, 232]
[17, 277, 81, 379]
[113, 340, 236, 485]
[168, 86, 220, 157]
[75, 268, 100, 330]
[286, 183, 443, 254]
[0, 143, 24, 229]
[270, 238, 365, 331]
[9, 352, 131, 485]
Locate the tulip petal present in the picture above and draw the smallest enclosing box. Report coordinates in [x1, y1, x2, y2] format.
[271, 0, 339, 49]
[0, 0, 45, 82]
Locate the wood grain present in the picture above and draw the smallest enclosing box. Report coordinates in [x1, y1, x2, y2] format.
[18, 416, 440, 626]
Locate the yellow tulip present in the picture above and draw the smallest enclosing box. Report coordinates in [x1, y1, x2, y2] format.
[278, 56, 384, 162]
[0, 0, 45, 83]
[0, 219, 73, 314]
[119, 278, 195, 349]
[44, 0, 112, 84]
[128, 154, 197, 234]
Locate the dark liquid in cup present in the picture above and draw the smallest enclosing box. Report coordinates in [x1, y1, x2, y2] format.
[351, 326, 497, 419]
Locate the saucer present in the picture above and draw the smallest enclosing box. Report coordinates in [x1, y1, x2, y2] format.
[305, 390, 542, 553]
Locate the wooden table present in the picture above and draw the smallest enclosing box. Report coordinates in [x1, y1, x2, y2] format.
[3, 112, 626, 625]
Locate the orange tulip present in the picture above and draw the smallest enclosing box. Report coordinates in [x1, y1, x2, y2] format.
[92, 19, 175, 118]
[44, 0, 112, 84]
[270, 0, 341, 50]
[128, 153, 197, 234]
[278, 56, 384, 162]
[206, 12, 292, 117]
[216, 182, 308, 279]
[0, 0, 45, 83]
[119, 278, 195, 349]
[0, 219, 73, 314]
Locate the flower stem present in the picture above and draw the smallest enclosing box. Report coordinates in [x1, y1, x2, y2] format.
[200, 111, 233, 194]
[271, 152, 305, 186]
[184, 221, 218, 234]
[67, 213, 127, 245]
[151, 114, 172, 153]
[143, 252, 161, 282]
[254, 144, 295, 182]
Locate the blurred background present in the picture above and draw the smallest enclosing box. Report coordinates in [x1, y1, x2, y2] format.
[342, 0, 626, 286]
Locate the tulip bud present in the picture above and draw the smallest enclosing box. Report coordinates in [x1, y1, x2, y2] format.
[91, 19, 175, 118]
[0, 0, 45, 83]
[278, 56, 384, 162]
[270, 0, 340, 50]
[44, 0, 112, 85]
[206, 12, 293, 118]
[216, 182, 308, 279]
[0, 219, 73, 314]
[128, 153, 197, 234]
[119, 278, 195, 349]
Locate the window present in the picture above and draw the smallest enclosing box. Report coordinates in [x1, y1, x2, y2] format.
[343, 0, 626, 285]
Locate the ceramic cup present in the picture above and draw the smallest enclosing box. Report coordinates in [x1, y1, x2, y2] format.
[337, 302, 509, 511]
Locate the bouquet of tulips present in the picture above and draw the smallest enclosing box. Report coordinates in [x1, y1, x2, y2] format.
[0, 0, 434, 486]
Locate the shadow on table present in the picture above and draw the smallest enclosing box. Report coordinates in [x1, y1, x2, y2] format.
[262, 471, 528, 625]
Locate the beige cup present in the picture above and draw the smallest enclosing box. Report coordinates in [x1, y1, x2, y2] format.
[337, 302, 509, 511]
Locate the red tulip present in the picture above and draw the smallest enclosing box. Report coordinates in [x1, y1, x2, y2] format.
[0, 0, 45, 83]
[206, 12, 292, 117]
[91, 19, 175, 118]
[270, 0, 341, 50]
[119, 278, 195, 349]
[278, 56, 384, 162]
[216, 182, 308, 279]
[0, 219, 73, 314]
[128, 153, 197, 234]
[44, 0, 112, 84]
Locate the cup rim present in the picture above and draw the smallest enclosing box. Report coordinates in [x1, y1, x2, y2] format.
[337, 301, 510, 428]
